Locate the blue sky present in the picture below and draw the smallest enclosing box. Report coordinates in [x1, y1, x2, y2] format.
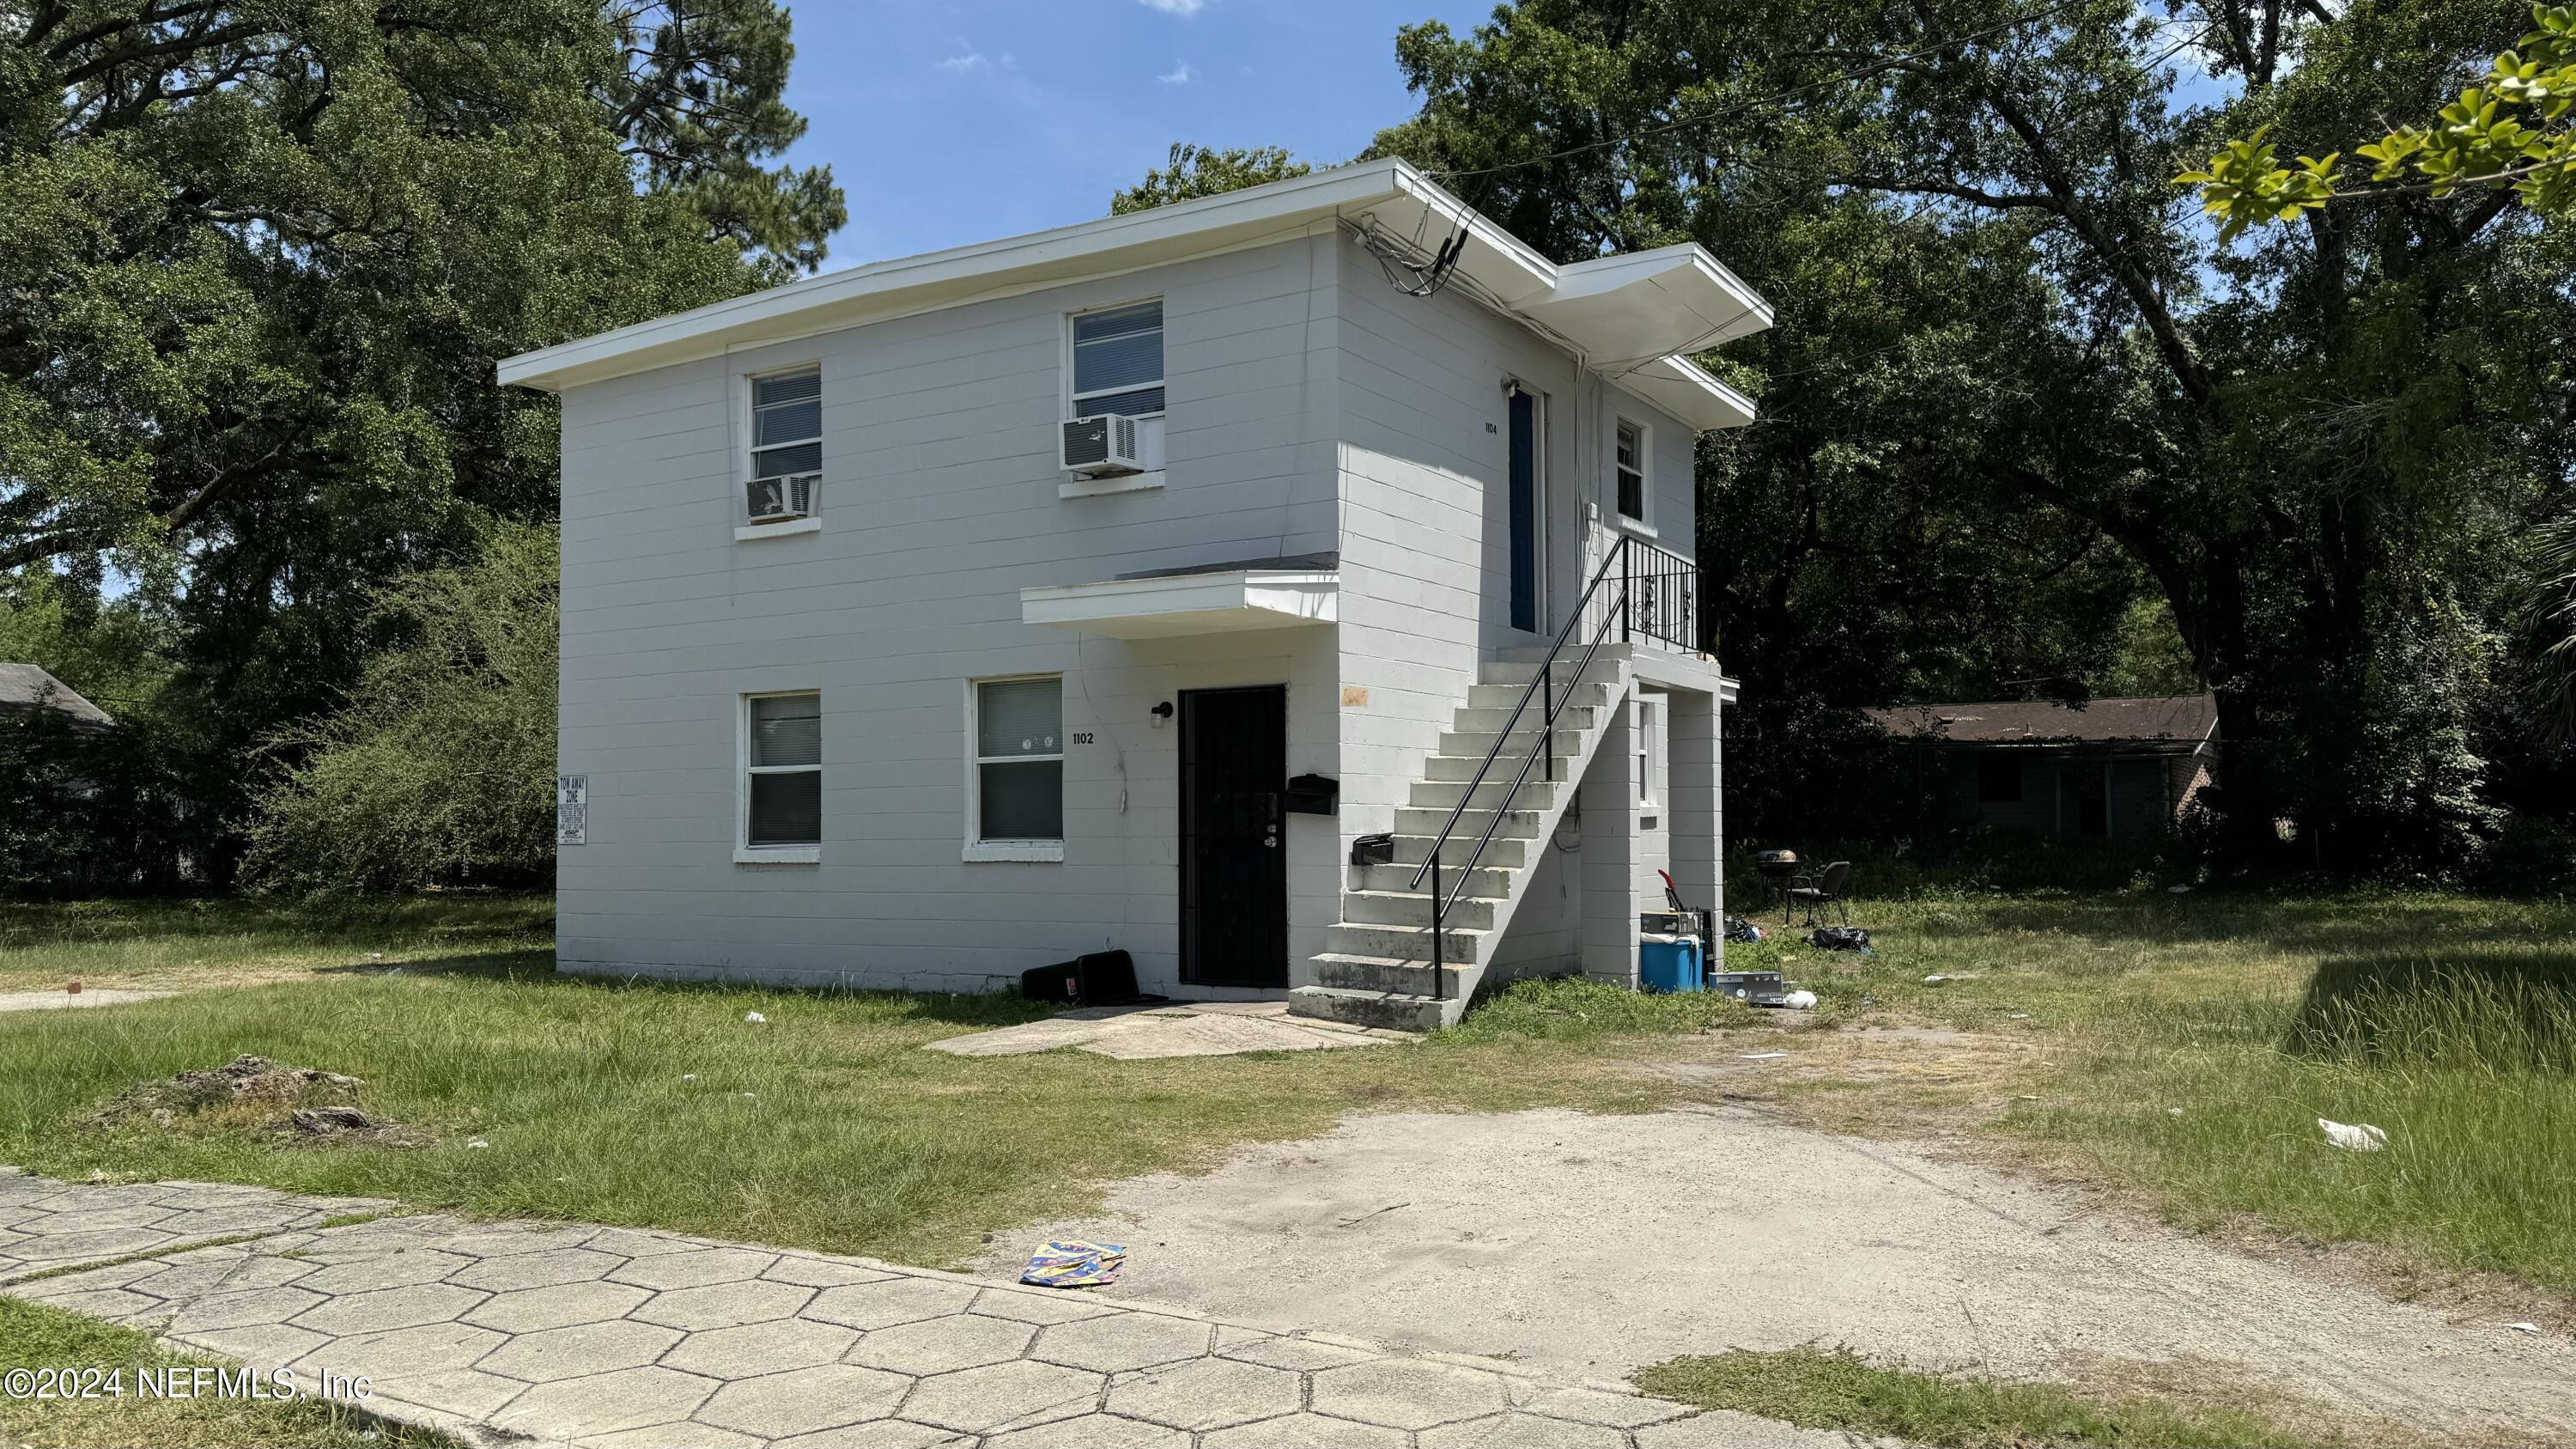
[779, 2, 1493, 270]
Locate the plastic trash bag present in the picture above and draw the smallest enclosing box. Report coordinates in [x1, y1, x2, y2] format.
[2318, 1117, 2388, 1152]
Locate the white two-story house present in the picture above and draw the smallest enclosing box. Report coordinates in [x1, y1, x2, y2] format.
[500, 160, 1770, 1031]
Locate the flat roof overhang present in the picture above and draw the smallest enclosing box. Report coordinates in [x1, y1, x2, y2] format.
[1020, 568, 1338, 640]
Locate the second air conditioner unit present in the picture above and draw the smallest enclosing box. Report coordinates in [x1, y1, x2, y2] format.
[1060, 414, 1145, 477]
[746, 472, 817, 522]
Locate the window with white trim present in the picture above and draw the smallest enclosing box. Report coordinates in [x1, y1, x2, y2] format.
[1069, 300, 1163, 418]
[1634, 696, 1663, 812]
[746, 369, 822, 521]
[744, 692, 822, 848]
[1615, 417, 1648, 523]
[972, 677, 1064, 843]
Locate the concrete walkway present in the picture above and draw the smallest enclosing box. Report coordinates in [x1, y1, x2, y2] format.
[0, 1168, 1843, 1449]
[926, 1002, 1407, 1060]
[0, 987, 176, 1013]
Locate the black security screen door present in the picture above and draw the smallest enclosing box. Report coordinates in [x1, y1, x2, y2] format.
[1180, 686, 1288, 988]
[1509, 388, 1538, 633]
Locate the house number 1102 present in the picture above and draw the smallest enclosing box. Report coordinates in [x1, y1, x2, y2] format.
[1071, 732, 1096, 745]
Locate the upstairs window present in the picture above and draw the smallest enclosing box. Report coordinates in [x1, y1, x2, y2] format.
[1615, 418, 1648, 522]
[974, 678, 1065, 843]
[751, 370, 823, 478]
[1070, 300, 1163, 418]
[744, 692, 823, 848]
[746, 370, 822, 521]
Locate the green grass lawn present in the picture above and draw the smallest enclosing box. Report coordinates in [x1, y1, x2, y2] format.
[0, 944, 1694, 1267]
[0, 881, 2568, 1300]
[1634, 1347, 2352, 1448]
[0, 895, 551, 991]
[1716, 884, 2576, 1295]
[0, 1297, 454, 1449]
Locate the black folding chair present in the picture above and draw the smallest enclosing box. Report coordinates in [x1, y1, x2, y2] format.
[1784, 860, 1853, 927]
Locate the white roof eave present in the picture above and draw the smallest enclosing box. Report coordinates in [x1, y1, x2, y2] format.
[498, 159, 1773, 428]
[1623, 356, 1759, 431]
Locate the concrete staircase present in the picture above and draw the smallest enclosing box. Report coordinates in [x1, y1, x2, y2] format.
[1288, 645, 1635, 1032]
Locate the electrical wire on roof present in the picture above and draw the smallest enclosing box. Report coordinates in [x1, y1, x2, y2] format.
[1337, 213, 1590, 358]
[1353, 210, 1468, 298]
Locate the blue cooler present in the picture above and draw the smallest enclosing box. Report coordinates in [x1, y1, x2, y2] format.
[1638, 934, 1704, 993]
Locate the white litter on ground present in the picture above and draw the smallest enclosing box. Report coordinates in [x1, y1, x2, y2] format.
[2168, 1107, 2185, 1117]
[1741, 1051, 1788, 1061]
[2318, 1117, 2389, 1152]
[744, 1011, 766, 1023]
[1782, 989, 1819, 1010]
[2506, 1322, 2543, 1335]
[465, 1138, 489, 1149]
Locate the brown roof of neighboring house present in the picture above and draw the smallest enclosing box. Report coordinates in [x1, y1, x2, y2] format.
[1867, 694, 2215, 749]
[0, 663, 115, 732]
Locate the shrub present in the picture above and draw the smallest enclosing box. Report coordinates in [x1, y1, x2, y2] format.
[240, 524, 556, 893]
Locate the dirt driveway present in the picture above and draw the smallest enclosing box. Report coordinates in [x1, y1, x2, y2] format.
[986, 1105, 2576, 1444]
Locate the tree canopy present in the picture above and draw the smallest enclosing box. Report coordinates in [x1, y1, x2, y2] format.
[1111, 142, 1314, 214]
[1, 0, 841, 886]
[1358, 0, 2573, 870]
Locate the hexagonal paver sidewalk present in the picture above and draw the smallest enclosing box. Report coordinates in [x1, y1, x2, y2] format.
[0, 1166, 1841, 1447]
[0, 1168, 393, 1279]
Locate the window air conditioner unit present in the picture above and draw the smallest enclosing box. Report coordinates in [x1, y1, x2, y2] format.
[1060, 414, 1145, 477]
[746, 472, 817, 522]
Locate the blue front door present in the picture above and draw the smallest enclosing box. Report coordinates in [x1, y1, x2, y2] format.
[1509, 388, 1537, 633]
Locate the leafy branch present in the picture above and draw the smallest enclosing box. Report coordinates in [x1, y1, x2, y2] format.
[2179, 4, 2576, 238]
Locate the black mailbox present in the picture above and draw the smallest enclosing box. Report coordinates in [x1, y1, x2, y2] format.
[1285, 773, 1340, 815]
[1351, 831, 1394, 866]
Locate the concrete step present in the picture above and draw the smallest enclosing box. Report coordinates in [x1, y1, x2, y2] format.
[1359, 860, 1510, 897]
[1438, 727, 1585, 759]
[1393, 806, 1546, 840]
[1384, 834, 1530, 870]
[1496, 642, 1639, 666]
[1307, 953, 1468, 998]
[1423, 752, 1578, 783]
[1465, 679, 1614, 712]
[1455, 703, 1600, 735]
[1325, 920, 1486, 964]
[1340, 889, 1499, 930]
[1287, 984, 1458, 1033]
[1479, 658, 1626, 690]
[1407, 776, 1563, 813]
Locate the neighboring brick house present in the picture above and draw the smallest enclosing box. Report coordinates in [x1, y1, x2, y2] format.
[1868, 695, 2218, 840]
[501, 160, 1772, 1030]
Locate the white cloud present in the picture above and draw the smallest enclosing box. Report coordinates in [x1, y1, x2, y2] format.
[938, 49, 1018, 74]
[1139, 0, 1206, 15]
[1157, 60, 1198, 85]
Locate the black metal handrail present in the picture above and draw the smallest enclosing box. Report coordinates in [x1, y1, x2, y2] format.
[1406, 535, 1637, 1002]
[1582, 534, 1698, 654]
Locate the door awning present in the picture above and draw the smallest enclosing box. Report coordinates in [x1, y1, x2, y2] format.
[1020, 552, 1339, 640]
